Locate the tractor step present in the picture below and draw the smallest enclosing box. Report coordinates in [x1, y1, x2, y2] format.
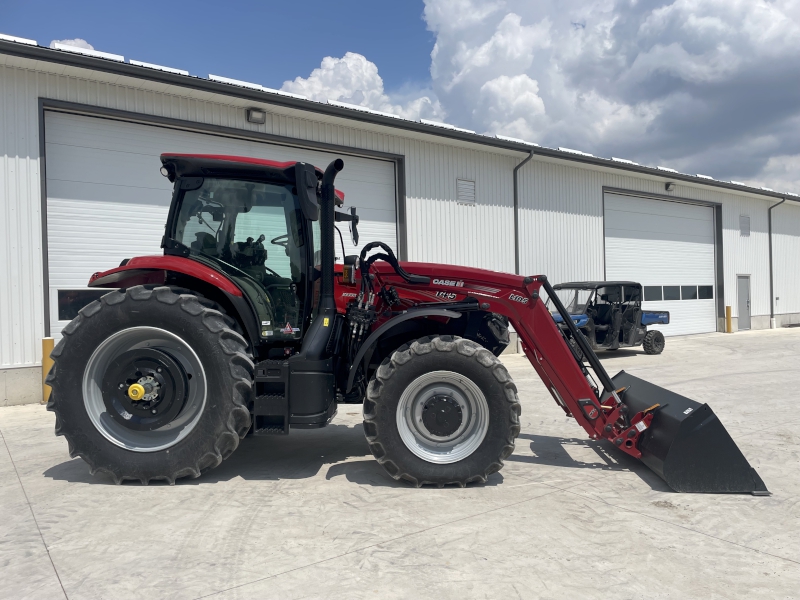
[253, 394, 289, 435]
[253, 359, 290, 435]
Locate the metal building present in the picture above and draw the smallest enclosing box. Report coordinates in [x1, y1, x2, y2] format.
[2, 35, 799, 404]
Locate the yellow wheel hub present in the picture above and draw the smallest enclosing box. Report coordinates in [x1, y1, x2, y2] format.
[127, 383, 146, 401]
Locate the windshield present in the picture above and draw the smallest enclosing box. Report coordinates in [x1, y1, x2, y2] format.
[172, 178, 309, 341]
[548, 288, 595, 314]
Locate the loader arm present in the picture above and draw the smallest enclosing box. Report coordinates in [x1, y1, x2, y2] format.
[367, 264, 635, 449]
[368, 261, 768, 494]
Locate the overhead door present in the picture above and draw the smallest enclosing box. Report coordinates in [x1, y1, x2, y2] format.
[45, 111, 397, 338]
[604, 192, 716, 336]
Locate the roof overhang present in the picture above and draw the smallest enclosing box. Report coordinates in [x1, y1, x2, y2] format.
[1, 39, 796, 205]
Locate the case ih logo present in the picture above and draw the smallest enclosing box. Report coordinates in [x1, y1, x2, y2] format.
[433, 279, 464, 287]
[509, 293, 529, 304]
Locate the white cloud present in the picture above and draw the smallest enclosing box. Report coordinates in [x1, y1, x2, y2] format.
[741, 154, 800, 193]
[422, 0, 800, 192]
[281, 52, 444, 122]
[50, 38, 94, 50]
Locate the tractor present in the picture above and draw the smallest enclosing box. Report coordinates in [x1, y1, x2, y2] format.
[548, 281, 669, 356]
[47, 154, 767, 493]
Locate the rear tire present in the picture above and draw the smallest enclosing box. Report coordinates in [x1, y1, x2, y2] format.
[46, 286, 253, 484]
[362, 336, 521, 487]
[643, 330, 665, 354]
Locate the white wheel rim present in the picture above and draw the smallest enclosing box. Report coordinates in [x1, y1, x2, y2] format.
[396, 370, 489, 464]
[82, 327, 207, 452]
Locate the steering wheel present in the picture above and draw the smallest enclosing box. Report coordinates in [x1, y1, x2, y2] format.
[271, 234, 289, 248]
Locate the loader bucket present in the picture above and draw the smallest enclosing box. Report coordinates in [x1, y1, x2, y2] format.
[612, 371, 769, 495]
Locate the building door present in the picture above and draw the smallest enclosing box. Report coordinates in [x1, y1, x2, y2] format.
[738, 276, 751, 331]
[604, 192, 716, 336]
[44, 111, 398, 339]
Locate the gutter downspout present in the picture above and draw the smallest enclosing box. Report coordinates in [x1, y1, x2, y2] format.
[768, 197, 786, 328]
[513, 150, 536, 275]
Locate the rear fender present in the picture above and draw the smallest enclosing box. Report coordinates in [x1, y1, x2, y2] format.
[89, 256, 261, 349]
[89, 255, 242, 297]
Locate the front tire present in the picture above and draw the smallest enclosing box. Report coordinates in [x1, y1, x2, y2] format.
[363, 336, 521, 487]
[46, 286, 253, 484]
[643, 330, 665, 355]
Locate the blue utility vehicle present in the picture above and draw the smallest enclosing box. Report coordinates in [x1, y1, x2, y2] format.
[548, 281, 669, 355]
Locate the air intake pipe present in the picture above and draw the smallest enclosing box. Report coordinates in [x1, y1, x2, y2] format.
[320, 159, 344, 304]
[299, 158, 343, 361]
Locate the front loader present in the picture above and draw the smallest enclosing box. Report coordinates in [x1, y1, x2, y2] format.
[47, 154, 767, 493]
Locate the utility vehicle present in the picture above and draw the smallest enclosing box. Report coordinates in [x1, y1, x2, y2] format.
[549, 281, 669, 355]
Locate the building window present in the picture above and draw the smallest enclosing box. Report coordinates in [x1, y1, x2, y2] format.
[663, 286, 681, 301]
[457, 179, 476, 206]
[681, 286, 698, 300]
[644, 286, 662, 301]
[699, 285, 714, 299]
[739, 215, 750, 236]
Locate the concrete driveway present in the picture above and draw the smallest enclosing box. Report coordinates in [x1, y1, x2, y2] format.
[2, 329, 799, 599]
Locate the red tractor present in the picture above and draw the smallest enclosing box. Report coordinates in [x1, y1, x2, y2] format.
[47, 155, 767, 493]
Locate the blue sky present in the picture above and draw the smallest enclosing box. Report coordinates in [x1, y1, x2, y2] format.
[1, 0, 433, 90]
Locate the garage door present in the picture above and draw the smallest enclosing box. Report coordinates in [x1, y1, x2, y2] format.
[604, 193, 716, 336]
[45, 111, 397, 338]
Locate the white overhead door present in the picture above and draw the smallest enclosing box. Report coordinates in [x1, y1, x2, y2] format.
[604, 193, 716, 336]
[45, 111, 397, 338]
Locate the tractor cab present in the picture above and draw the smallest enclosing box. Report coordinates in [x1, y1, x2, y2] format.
[170, 175, 313, 343]
[157, 154, 354, 356]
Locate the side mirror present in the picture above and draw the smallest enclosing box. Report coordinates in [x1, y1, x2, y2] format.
[349, 206, 359, 246]
[294, 162, 319, 221]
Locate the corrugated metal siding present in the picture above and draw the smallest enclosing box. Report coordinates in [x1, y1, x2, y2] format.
[773, 202, 800, 315]
[0, 60, 515, 367]
[517, 159, 779, 319]
[1, 54, 799, 367]
[0, 66, 44, 368]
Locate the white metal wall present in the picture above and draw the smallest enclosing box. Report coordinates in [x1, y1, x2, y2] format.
[517, 159, 780, 323]
[1, 53, 799, 369]
[0, 58, 515, 368]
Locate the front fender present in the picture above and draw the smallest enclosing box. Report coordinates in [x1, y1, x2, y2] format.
[345, 308, 463, 392]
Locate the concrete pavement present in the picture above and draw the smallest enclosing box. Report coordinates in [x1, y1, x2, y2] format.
[1, 328, 799, 599]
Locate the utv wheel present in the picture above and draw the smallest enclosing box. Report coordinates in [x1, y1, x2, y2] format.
[362, 336, 521, 487]
[643, 330, 665, 355]
[46, 286, 253, 484]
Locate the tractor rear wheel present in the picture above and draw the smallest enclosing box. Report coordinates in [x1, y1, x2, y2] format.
[362, 336, 521, 487]
[46, 286, 252, 484]
[643, 330, 666, 355]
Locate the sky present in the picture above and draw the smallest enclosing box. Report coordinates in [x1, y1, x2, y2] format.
[3, 0, 799, 195]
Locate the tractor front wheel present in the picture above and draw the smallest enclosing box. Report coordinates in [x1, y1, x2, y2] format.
[46, 286, 252, 484]
[363, 336, 521, 487]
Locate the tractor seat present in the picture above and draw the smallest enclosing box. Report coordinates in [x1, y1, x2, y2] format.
[594, 304, 613, 325]
[191, 232, 219, 257]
